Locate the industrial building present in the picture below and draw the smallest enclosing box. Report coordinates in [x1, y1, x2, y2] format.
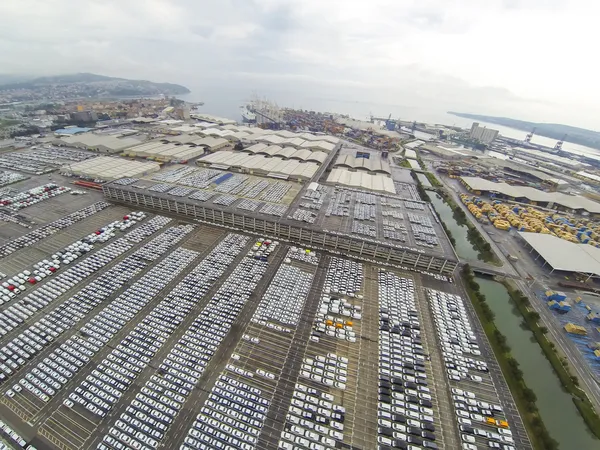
[334, 154, 391, 174]
[196, 150, 319, 180]
[124, 137, 229, 161]
[516, 148, 587, 171]
[577, 171, 600, 184]
[53, 132, 142, 154]
[326, 168, 396, 194]
[404, 149, 418, 159]
[470, 122, 499, 144]
[518, 232, 600, 279]
[461, 176, 600, 215]
[420, 144, 471, 159]
[63, 156, 160, 180]
[243, 144, 328, 164]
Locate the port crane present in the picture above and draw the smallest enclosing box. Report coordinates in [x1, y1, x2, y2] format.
[554, 134, 567, 151]
[524, 127, 536, 144]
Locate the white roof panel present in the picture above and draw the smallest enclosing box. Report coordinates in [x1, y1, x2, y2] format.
[519, 232, 600, 276]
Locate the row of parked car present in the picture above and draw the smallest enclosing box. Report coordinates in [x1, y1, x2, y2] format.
[426, 289, 515, 450]
[0, 183, 70, 211]
[56, 228, 197, 416]
[181, 375, 269, 450]
[0, 219, 177, 388]
[300, 353, 348, 391]
[176, 245, 273, 450]
[97, 234, 259, 450]
[0, 211, 149, 306]
[0, 201, 111, 258]
[0, 214, 168, 339]
[279, 382, 345, 450]
[9, 248, 198, 408]
[252, 261, 313, 327]
[378, 271, 438, 450]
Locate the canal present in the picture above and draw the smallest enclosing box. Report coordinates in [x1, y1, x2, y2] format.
[477, 278, 598, 449]
[430, 189, 598, 447]
[429, 193, 484, 261]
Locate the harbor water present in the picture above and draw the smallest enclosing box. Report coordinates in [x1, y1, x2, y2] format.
[477, 278, 599, 449]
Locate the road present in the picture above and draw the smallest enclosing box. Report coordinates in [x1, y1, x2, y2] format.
[429, 162, 600, 414]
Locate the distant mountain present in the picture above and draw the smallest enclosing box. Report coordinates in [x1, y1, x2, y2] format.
[448, 112, 600, 150]
[0, 72, 190, 97]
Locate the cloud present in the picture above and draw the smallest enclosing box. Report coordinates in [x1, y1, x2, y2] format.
[0, 0, 598, 128]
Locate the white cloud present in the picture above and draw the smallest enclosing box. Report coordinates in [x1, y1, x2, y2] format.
[0, 0, 598, 128]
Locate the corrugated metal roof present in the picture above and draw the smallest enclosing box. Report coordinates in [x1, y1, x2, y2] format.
[461, 176, 600, 213]
[519, 232, 600, 276]
[326, 168, 396, 194]
[334, 154, 391, 174]
[199, 151, 318, 178]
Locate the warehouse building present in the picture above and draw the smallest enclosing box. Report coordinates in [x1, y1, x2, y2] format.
[334, 154, 391, 174]
[518, 232, 600, 280]
[243, 143, 328, 164]
[461, 176, 600, 215]
[197, 150, 319, 180]
[125, 137, 228, 161]
[63, 156, 160, 180]
[404, 149, 418, 159]
[326, 168, 396, 194]
[54, 133, 142, 154]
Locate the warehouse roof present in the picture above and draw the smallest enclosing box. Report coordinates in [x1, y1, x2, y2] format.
[301, 140, 336, 153]
[404, 149, 418, 159]
[335, 154, 391, 174]
[244, 143, 327, 163]
[577, 171, 600, 183]
[481, 158, 563, 184]
[199, 151, 319, 179]
[461, 176, 600, 213]
[65, 156, 160, 180]
[327, 168, 396, 194]
[519, 232, 600, 277]
[404, 140, 424, 149]
[58, 133, 141, 151]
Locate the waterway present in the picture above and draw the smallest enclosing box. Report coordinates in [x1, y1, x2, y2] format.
[477, 278, 599, 449]
[428, 193, 484, 261]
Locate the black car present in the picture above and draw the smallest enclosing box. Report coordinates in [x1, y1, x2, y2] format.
[393, 414, 407, 423]
[379, 427, 394, 437]
[422, 430, 436, 441]
[408, 427, 422, 436]
[421, 422, 435, 432]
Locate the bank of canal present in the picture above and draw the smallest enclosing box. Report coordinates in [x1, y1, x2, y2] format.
[477, 278, 598, 449]
[429, 193, 484, 261]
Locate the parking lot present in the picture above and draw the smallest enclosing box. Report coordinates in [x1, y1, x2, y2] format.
[0, 165, 525, 450]
[286, 186, 454, 259]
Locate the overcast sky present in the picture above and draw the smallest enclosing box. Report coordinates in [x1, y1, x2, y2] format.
[0, 0, 597, 128]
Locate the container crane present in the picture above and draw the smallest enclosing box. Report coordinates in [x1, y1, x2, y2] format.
[554, 134, 567, 151]
[524, 127, 536, 144]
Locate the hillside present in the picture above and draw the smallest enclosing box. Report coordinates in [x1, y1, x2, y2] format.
[0, 73, 190, 100]
[448, 112, 600, 150]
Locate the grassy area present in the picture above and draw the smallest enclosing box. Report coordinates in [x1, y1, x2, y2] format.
[398, 158, 412, 169]
[462, 267, 559, 450]
[424, 172, 442, 188]
[503, 282, 600, 439]
[437, 188, 501, 265]
[0, 119, 19, 128]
